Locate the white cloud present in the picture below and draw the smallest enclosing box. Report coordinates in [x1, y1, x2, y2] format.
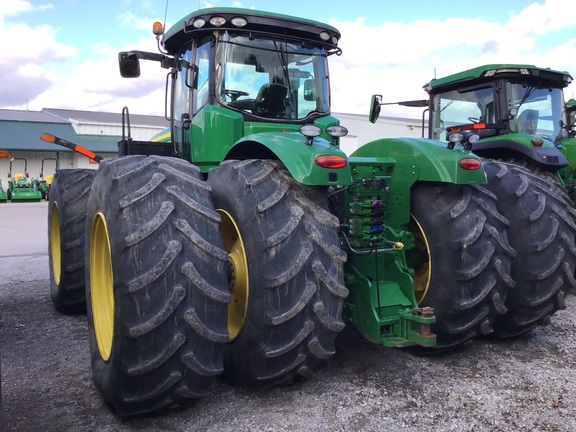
[328, 0, 576, 117]
[0, 0, 53, 16]
[2, 0, 575, 120]
[0, 3, 76, 107]
[29, 34, 167, 114]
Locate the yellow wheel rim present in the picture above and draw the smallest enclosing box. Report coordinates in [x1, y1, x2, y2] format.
[218, 209, 249, 341]
[90, 212, 114, 361]
[409, 215, 431, 304]
[50, 203, 61, 285]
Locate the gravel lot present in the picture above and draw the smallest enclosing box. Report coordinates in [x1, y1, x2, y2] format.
[1, 202, 576, 431]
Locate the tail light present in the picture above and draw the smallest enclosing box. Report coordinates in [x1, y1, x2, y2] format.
[459, 158, 482, 170]
[315, 155, 347, 169]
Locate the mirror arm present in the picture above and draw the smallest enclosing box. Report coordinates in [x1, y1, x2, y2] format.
[128, 50, 172, 68]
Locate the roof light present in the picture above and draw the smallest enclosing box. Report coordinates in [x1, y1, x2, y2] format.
[485, 68, 530, 77]
[152, 21, 164, 36]
[459, 158, 482, 170]
[319, 31, 330, 41]
[331, 36, 338, 45]
[315, 155, 348, 169]
[210, 16, 226, 27]
[326, 125, 348, 138]
[192, 17, 206, 28]
[231, 17, 247, 27]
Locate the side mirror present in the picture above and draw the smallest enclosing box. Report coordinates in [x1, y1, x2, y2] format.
[118, 52, 141, 78]
[303, 79, 315, 101]
[369, 95, 382, 124]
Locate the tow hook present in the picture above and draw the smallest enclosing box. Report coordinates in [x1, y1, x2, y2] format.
[415, 306, 434, 338]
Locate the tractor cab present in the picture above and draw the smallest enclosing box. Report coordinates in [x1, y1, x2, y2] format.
[422, 64, 573, 169]
[118, 8, 347, 176]
[185, 31, 332, 121]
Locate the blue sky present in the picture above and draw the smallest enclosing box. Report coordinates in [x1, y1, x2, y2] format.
[1, 0, 575, 118]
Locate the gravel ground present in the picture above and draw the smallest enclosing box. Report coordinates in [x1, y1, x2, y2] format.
[1, 202, 576, 432]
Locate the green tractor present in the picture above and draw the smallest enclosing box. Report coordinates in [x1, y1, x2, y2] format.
[46, 9, 575, 416]
[0, 179, 7, 203]
[33, 157, 59, 200]
[7, 157, 42, 202]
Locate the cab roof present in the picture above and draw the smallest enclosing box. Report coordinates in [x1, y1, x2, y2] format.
[161, 7, 341, 54]
[424, 63, 573, 92]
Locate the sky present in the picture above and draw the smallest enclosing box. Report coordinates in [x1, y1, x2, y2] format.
[1, 0, 575, 119]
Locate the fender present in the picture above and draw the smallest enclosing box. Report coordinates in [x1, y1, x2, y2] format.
[348, 137, 486, 229]
[474, 134, 568, 170]
[350, 137, 487, 185]
[190, 105, 352, 185]
[230, 131, 353, 186]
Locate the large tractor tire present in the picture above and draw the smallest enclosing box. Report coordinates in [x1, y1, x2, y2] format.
[85, 155, 230, 416]
[409, 182, 515, 349]
[482, 160, 576, 337]
[208, 159, 348, 389]
[48, 169, 96, 314]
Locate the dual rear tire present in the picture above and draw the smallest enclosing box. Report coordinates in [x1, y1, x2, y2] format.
[83, 157, 346, 414]
[48, 169, 96, 314]
[408, 160, 576, 349]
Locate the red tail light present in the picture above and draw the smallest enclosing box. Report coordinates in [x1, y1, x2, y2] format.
[531, 139, 544, 147]
[315, 155, 347, 169]
[459, 158, 482, 170]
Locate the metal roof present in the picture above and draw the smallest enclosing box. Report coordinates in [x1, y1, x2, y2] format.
[42, 108, 169, 127]
[0, 109, 67, 123]
[0, 120, 119, 153]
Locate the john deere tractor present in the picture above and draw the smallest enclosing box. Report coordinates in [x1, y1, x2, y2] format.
[372, 63, 576, 330]
[47, 9, 575, 416]
[0, 179, 7, 203]
[33, 157, 59, 200]
[7, 158, 42, 202]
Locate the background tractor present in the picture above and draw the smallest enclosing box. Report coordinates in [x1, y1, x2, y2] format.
[33, 157, 59, 200]
[7, 157, 42, 202]
[47, 9, 576, 416]
[0, 179, 7, 203]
